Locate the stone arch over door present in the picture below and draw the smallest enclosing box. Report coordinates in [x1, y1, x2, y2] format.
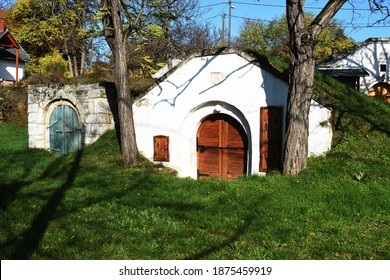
[197, 113, 248, 179]
[45, 100, 80, 156]
[368, 82, 390, 103]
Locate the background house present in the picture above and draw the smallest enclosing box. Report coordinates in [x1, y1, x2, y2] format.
[318, 37, 390, 103]
[0, 18, 31, 84]
[133, 48, 333, 179]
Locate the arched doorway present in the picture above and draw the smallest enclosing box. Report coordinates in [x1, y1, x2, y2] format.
[197, 114, 248, 179]
[49, 105, 80, 156]
[368, 82, 390, 103]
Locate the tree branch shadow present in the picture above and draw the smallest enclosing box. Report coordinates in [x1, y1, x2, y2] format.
[186, 216, 254, 260]
[10, 149, 83, 259]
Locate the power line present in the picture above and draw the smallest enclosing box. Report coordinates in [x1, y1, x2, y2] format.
[201, 3, 229, 22]
[232, 14, 390, 28]
[234, 1, 378, 12]
[199, 2, 227, 9]
[198, 1, 390, 40]
[199, 1, 386, 17]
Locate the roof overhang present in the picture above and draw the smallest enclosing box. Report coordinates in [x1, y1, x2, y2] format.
[0, 30, 32, 62]
[330, 68, 369, 77]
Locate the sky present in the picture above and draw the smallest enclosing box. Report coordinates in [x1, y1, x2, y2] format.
[198, 0, 390, 43]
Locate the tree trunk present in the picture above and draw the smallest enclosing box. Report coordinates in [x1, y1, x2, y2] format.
[90, 38, 94, 72]
[103, 0, 139, 165]
[73, 55, 79, 77]
[67, 56, 74, 77]
[115, 38, 139, 165]
[283, 0, 315, 175]
[61, 28, 74, 77]
[80, 48, 86, 75]
[283, 48, 316, 175]
[283, 0, 346, 175]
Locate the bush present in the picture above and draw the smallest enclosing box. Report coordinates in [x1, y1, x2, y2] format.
[0, 86, 28, 125]
[26, 50, 71, 84]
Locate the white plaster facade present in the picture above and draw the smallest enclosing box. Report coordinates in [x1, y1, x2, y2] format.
[133, 49, 333, 178]
[318, 38, 390, 94]
[0, 59, 26, 82]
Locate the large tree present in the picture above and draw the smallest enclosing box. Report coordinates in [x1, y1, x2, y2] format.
[102, 0, 203, 164]
[11, 0, 98, 77]
[283, 0, 389, 175]
[102, 0, 142, 165]
[125, 0, 207, 75]
[235, 13, 355, 61]
[56, 0, 98, 77]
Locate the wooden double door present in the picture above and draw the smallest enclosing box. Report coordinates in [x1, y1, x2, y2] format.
[369, 82, 390, 103]
[49, 105, 80, 156]
[197, 114, 248, 179]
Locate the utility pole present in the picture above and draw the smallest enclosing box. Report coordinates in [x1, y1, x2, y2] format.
[221, 11, 225, 47]
[228, 0, 232, 47]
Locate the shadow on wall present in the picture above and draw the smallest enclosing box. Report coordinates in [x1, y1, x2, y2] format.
[102, 82, 120, 148]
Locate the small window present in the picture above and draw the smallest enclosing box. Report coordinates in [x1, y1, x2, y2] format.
[210, 72, 223, 84]
[153, 135, 169, 161]
[380, 64, 387, 72]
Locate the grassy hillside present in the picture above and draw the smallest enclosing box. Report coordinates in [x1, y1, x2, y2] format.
[0, 74, 389, 260]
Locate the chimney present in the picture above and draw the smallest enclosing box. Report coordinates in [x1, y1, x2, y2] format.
[0, 18, 5, 32]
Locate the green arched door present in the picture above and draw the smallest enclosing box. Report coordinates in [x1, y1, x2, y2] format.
[49, 105, 79, 156]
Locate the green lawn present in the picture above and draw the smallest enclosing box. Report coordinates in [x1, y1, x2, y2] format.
[0, 76, 389, 260]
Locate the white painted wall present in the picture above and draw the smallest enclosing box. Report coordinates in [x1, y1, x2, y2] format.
[308, 100, 333, 156]
[0, 59, 26, 81]
[133, 51, 333, 178]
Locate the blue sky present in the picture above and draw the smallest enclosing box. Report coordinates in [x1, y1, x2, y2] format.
[198, 0, 390, 43]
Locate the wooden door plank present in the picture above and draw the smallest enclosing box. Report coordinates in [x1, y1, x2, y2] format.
[260, 107, 283, 172]
[198, 114, 248, 179]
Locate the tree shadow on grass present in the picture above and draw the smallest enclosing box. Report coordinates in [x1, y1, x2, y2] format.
[0, 181, 32, 211]
[9, 149, 83, 259]
[186, 215, 254, 260]
[0, 149, 49, 211]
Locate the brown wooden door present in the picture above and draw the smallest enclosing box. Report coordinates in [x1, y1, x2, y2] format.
[368, 82, 390, 103]
[260, 107, 283, 172]
[197, 114, 248, 179]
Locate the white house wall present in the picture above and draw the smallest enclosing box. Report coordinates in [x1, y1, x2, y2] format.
[0, 59, 25, 81]
[133, 53, 281, 177]
[308, 100, 333, 156]
[133, 52, 333, 178]
[329, 39, 390, 94]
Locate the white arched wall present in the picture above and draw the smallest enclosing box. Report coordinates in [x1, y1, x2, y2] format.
[178, 101, 253, 179]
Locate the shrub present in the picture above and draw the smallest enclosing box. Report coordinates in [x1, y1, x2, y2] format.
[39, 50, 70, 76]
[27, 50, 71, 84]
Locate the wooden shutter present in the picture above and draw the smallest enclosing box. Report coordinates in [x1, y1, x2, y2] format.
[154, 135, 170, 161]
[260, 107, 283, 172]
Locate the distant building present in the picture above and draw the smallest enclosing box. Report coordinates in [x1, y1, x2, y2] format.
[318, 38, 390, 103]
[0, 18, 31, 84]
